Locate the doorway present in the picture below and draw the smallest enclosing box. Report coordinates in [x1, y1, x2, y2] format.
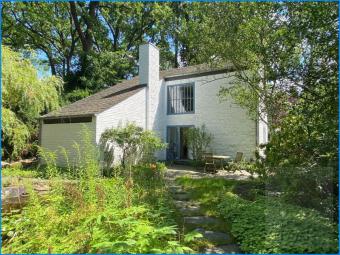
[167, 126, 192, 160]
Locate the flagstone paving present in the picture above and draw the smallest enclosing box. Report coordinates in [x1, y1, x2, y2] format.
[165, 165, 244, 254]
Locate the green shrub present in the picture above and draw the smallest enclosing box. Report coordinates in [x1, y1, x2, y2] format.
[99, 123, 166, 170]
[64, 88, 90, 103]
[186, 125, 213, 162]
[133, 163, 166, 182]
[270, 166, 338, 220]
[2, 181, 195, 253]
[227, 160, 259, 174]
[261, 103, 338, 220]
[217, 193, 338, 254]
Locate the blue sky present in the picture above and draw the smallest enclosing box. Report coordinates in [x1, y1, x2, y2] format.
[35, 50, 52, 78]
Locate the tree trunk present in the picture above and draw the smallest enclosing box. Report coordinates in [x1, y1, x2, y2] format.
[69, 1, 89, 52]
[174, 38, 179, 68]
[45, 51, 56, 76]
[69, 1, 99, 53]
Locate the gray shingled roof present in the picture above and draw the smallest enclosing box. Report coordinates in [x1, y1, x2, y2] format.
[41, 64, 234, 119]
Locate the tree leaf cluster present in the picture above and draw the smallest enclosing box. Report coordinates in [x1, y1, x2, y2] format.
[99, 123, 167, 170]
[2, 2, 204, 97]
[2, 46, 62, 160]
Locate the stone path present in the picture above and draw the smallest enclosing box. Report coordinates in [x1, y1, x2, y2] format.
[165, 164, 255, 181]
[165, 166, 244, 254]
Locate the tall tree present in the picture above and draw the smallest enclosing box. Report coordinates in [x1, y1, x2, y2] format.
[192, 2, 338, 166]
[2, 2, 206, 95]
[3, 2, 204, 96]
[2, 46, 62, 160]
[2, 2, 78, 77]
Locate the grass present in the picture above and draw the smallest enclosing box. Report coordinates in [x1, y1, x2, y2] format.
[176, 177, 263, 216]
[2, 166, 41, 178]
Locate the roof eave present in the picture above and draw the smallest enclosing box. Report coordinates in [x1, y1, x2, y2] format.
[164, 67, 235, 82]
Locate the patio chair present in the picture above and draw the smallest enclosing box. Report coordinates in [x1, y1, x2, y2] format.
[234, 152, 244, 163]
[202, 152, 217, 173]
[225, 151, 244, 170]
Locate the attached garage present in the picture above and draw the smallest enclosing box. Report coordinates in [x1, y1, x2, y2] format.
[40, 115, 96, 167]
[39, 78, 147, 167]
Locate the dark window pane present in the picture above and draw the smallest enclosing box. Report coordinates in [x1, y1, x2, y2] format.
[167, 83, 194, 114]
[43, 116, 92, 124]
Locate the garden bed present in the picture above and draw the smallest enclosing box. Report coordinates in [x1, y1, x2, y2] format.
[1, 164, 199, 253]
[177, 177, 338, 254]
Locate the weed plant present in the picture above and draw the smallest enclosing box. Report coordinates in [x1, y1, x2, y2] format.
[2, 128, 197, 253]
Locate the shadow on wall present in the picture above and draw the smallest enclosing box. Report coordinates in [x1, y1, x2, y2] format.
[100, 142, 115, 169]
[152, 82, 167, 160]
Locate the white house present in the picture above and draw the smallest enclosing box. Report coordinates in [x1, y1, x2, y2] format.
[40, 43, 268, 166]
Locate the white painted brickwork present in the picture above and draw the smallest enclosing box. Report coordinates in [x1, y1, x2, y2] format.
[162, 72, 257, 160]
[138, 43, 166, 159]
[95, 89, 146, 143]
[95, 89, 147, 165]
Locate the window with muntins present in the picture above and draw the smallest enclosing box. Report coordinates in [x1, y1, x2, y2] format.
[167, 83, 194, 114]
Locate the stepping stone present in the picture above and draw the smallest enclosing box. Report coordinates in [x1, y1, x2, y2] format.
[202, 244, 242, 254]
[195, 228, 232, 245]
[172, 193, 190, 201]
[168, 186, 186, 194]
[173, 200, 199, 209]
[178, 205, 202, 216]
[2, 186, 29, 213]
[183, 216, 223, 230]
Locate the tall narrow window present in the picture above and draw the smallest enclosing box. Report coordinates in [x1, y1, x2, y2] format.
[167, 83, 194, 114]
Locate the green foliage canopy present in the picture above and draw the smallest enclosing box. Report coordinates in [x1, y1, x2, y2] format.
[2, 46, 62, 160]
[2, 2, 203, 96]
[189, 3, 338, 168]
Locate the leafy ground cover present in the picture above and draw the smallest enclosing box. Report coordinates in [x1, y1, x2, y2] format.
[2, 164, 200, 254]
[177, 177, 338, 254]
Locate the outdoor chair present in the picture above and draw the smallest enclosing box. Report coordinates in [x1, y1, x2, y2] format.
[234, 152, 244, 163]
[202, 152, 217, 173]
[226, 151, 244, 170]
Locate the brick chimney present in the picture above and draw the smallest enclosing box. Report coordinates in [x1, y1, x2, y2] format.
[139, 43, 160, 130]
[139, 43, 159, 85]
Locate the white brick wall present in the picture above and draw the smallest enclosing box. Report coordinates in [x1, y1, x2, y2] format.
[147, 79, 166, 159]
[139, 44, 159, 86]
[139, 43, 161, 132]
[95, 88, 147, 142]
[40, 119, 96, 167]
[138, 43, 166, 159]
[160, 72, 257, 160]
[95, 88, 147, 165]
